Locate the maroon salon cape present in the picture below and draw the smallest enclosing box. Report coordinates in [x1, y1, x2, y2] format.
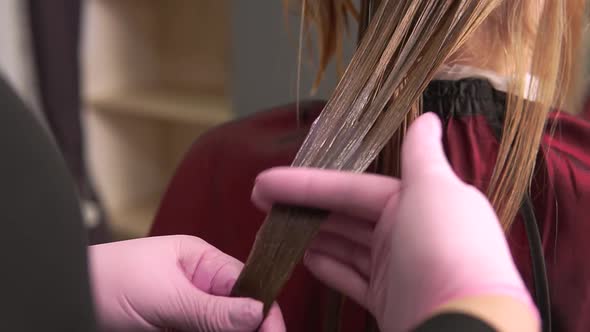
[150, 79, 590, 331]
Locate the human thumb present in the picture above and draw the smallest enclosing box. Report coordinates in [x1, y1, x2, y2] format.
[170, 276, 264, 332]
[401, 113, 457, 182]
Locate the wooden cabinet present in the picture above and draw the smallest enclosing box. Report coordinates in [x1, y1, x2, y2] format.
[82, 0, 233, 239]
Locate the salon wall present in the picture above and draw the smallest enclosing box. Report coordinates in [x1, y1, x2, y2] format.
[229, 1, 357, 116]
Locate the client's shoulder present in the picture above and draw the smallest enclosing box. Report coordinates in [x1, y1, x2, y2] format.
[189, 100, 325, 160]
[544, 110, 590, 160]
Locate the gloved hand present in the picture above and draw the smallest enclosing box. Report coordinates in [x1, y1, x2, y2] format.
[251, 113, 538, 331]
[89, 235, 285, 332]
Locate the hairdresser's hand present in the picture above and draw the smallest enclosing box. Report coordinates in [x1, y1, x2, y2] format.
[252, 113, 537, 331]
[89, 235, 284, 332]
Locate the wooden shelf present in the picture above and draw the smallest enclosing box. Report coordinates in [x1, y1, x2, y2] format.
[83, 0, 232, 241]
[87, 89, 233, 126]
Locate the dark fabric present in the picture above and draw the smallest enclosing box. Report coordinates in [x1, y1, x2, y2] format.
[0, 78, 96, 331]
[412, 313, 496, 332]
[27, 0, 110, 244]
[149, 79, 590, 332]
[521, 194, 552, 331]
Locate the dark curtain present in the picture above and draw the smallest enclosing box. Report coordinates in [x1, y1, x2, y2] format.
[27, 0, 111, 244]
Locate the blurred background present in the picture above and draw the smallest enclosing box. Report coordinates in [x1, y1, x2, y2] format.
[0, 0, 356, 243]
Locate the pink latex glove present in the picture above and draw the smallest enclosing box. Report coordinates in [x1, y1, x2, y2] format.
[89, 235, 285, 332]
[252, 113, 538, 331]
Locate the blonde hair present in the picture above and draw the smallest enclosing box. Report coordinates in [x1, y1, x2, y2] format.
[228, 0, 588, 316]
[286, 0, 587, 230]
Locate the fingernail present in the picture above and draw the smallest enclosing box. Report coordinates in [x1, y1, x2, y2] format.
[230, 301, 263, 329]
[254, 169, 273, 183]
[425, 113, 442, 138]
